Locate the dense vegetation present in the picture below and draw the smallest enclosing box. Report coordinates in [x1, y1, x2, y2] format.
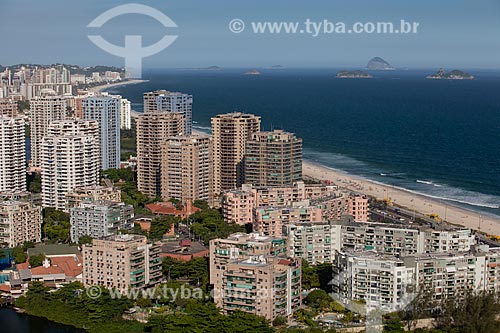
[42, 208, 71, 243]
[120, 119, 136, 160]
[16, 282, 143, 333]
[189, 208, 245, 245]
[162, 256, 209, 287]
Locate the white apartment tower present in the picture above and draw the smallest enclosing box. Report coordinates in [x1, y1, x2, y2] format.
[29, 93, 71, 167]
[82, 96, 121, 170]
[120, 98, 131, 130]
[41, 119, 100, 209]
[0, 116, 26, 193]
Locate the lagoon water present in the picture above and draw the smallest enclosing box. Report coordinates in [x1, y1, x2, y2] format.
[109, 68, 500, 217]
[0, 309, 84, 333]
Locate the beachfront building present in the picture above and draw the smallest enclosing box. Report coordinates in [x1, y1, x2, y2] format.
[209, 233, 299, 320]
[136, 111, 185, 198]
[332, 246, 500, 309]
[340, 222, 475, 255]
[82, 234, 162, 293]
[242, 181, 335, 207]
[29, 92, 73, 167]
[0, 116, 26, 193]
[220, 182, 364, 224]
[0, 200, 42, 247]
[65, 185, 121, 212]
[283, 222, 342, 265]
[161, 134, 212, 202]
[41, 119, 100, 209]
[70, 201, 134, 243]
[348, 195, 369, 222]
[82, 96, 121, 170]
[211, 113, 261, 203]
[143, 90, 193, 135]
[254, 205, 323, 237]
[244, 130, 303, 187]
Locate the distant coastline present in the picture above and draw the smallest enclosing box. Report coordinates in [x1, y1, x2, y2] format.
[89, 79, 149, 93]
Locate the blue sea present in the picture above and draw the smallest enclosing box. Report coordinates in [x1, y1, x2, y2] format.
[107, 68, 500, 217]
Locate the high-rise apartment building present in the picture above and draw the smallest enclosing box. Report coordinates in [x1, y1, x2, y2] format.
[83, 234, 162, 293]
[136, 112, 185, 197]
[143, 90, 192, 135]
[70, 201, 134, 243]
[82, 96, 121, 170]
[29, 93, 72, 167]
[0, 116, 26, 193]
[120, 98, 131, 130]
[211, 113, 261, 201]
[161, 134, 212, 202]
[0, 98, 18, 117]
[41, 120, 100, 209]
[0, 200, 42, 247]
[244, 130, 302, 187]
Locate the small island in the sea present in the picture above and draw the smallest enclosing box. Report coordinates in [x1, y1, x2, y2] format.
[367, 57, 395, 70]
[336, 70, 373, 79]
[244, 69, 261, 75]
[426, 68, 474, 80]
[269, 65, 284, 69]
[205, 66, 222, 71]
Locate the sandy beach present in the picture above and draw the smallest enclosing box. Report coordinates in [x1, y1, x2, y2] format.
[303, 160, 500, 235]
[89, 79, 148, 93]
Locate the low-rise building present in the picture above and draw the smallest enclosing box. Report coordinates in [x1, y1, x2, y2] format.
[213, 255, 301, 321]
[209, 233, 287, 285]
[283, 222, 342, 264]
[82, 234, 162, 293]
[254, 205, 323, 237]
[0, 200, 42, 247]
[65, 185, 121, 212]
[70, 201, 134, 243]
[221, 190, 255, 225]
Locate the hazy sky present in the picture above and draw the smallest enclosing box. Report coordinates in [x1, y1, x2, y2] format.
[1, 0, 500, 69]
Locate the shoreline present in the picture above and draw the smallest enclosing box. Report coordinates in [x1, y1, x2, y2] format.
[191, 127, 500, 233]
[302, 160, 500, 235]
[88, 79, 149, 93]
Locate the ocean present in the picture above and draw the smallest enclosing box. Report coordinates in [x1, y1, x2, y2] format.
[106, 68, 500, 217]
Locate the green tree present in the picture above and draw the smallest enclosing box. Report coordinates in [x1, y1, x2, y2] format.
[193, 199, 209, 210]
[0, 248, 6, 260]
[383, 317, 405, 332]
[42, 208, 71, 243]
[29, 253, 46, 267]
[272, 315, 288, 327]
[78, 235, 93, 246]
[27, 173, 41, 193]
[149, 215, 178, 240]
[12, 246, 26, 263]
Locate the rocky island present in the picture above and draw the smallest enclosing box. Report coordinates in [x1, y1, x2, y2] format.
[336, 70, 373, 79]
[426, 68, 474, 80]
[244, 69, 261, 75]
[367, 57, 395, 70]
